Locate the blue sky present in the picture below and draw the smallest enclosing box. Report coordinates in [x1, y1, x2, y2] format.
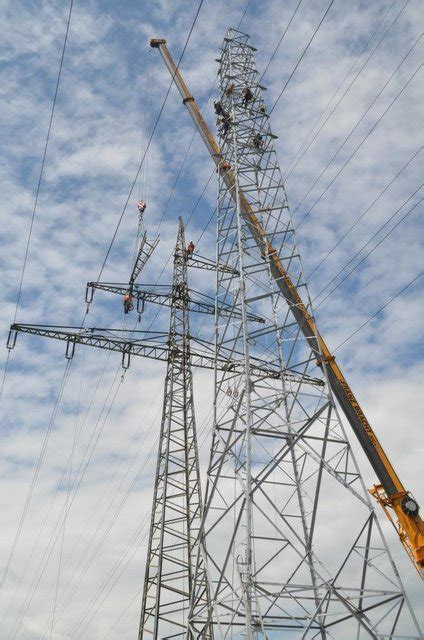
[0, 0, 423, 637]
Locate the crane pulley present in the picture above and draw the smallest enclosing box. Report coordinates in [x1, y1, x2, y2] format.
[150, 37, 424, 576]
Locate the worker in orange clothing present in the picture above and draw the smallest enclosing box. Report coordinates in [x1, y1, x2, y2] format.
[123, 290, 133, 314]
[187, 241, 195, 257]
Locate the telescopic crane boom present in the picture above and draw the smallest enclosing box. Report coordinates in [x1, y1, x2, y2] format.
[150, 37, 424, 576]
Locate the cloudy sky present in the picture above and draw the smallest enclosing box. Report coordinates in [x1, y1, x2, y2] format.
[0, 0, 423, 638]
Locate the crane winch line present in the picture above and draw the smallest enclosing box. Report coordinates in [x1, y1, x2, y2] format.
[150, 36, 424, 576]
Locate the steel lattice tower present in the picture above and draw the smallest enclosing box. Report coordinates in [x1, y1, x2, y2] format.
[187, 29, 421, 639]
[138, 218, 212, 639]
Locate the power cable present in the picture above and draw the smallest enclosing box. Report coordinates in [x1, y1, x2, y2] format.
[295, 64, 422, 228]
[0, 360, 72, 596]
[314, 190, 422, 309]
[7, 370, 123, 640]
[0, 0, 74, 402]
[49, 349, 85, 639]
[333, 272, 423, 352]
[293, 33, 422, 218]
[95, 0, 206, 283]
[307, 146, 423, 279]
[259, 0, 303, 82]
[268, 0, 334, 116]
[282, 0, 406, 181]
[237, 0, 253, 29]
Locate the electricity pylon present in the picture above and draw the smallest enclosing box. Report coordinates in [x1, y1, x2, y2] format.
[137, 218, 212, 639]
[9, 216, 325, 637]
[187, 28, 422, 639]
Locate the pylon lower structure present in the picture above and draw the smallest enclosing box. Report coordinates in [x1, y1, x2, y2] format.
[187, 29, 421, 639]
[138, 219, 212, 639]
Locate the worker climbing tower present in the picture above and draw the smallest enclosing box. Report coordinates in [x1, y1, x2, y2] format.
[137, 218, 212, 639]
[185, 29, 422, 639]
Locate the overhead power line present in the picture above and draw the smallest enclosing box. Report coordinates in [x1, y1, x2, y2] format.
[315, 189, 423, 308]
[293, 33, 422, 218]
[308, 146, 423, 279]
[259, 0, 303, 82]
[296, 64, 423, 228]
[1, 0, 74, 402]
[268, 0, 334, 115]
[283, 0, 408, 181]
[334, 272, 423, 352]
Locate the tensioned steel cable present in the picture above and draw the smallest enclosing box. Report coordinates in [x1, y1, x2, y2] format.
[295, 64, 422, 228]
[95, 0, 206, 284]
[314, 186, 422, 300]
[4, 2, 208, 628]
[268, 0, 334, 116]
[307, 146, 423, 279]
[292, 34, 422, 218]
[282, 0, 407, 181]
[259, 0, 303, 82]
[0, 359, 72, 593]
[333, 272, 423, 352]
[314, 190, 423, 308]
[0, 0, 74, 402]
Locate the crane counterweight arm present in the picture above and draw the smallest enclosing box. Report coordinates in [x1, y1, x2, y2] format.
[150, 37, 424, 575]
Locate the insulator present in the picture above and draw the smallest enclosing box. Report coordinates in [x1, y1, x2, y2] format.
[85, 285, 94, 304]
[121, 349, 131, 370]
[6, 329, 17, 350]
[137, 298, 145, 315]
[65, 339, 76, 360]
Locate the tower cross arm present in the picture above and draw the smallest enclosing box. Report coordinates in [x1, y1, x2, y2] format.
[86, 281, 266, 323]
[8, 323, 323, 386]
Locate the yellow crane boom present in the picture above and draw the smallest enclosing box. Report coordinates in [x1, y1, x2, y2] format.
[150, 38, 424, 576]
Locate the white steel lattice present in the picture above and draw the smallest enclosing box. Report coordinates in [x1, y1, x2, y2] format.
[188, 28, 421, 640]
[138, 219, 212, 639]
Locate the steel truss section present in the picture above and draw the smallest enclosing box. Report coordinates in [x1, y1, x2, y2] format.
[9, 324, 323, 386]
[188, 28, 421, 640]
[138, 218, 213, 639]
[86, 281, 265, 323]
[130, 232, 160, 285]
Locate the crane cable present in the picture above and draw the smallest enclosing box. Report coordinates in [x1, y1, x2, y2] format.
[95, 0, 206, 284]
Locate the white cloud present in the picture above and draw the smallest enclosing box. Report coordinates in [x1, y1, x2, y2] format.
[0, 0, 422, 637]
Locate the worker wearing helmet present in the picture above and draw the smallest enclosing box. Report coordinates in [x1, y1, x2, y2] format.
[187, 241, 195, 257]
